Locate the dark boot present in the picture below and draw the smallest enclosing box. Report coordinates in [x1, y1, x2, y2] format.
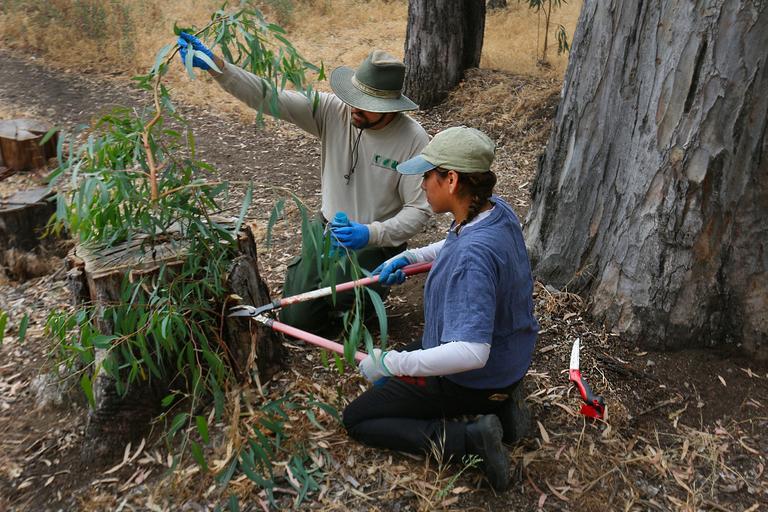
[497, 380, 532, 443]
[465, 415, 510, 492]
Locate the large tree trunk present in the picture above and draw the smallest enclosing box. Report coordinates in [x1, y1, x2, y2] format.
[403, 0, 486, 109]
[525, 1, 768, 357]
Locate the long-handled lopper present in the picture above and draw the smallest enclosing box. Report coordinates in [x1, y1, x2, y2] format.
[569, 338, 606, 419]
[240, 314, 369, 362]
[230, 261, 432, 318]
[228, 261, 433, 361]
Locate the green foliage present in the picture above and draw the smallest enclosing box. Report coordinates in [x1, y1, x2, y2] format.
[265, 192, 388, 361]
[556, 24, 570, 55]
[17, 314, 29, 343]
[0, 311, 7, 346]
[43, 5, 346, 507]
[435, 454, 482, 500]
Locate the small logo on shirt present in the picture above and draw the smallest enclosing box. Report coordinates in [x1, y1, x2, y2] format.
[372, 154, 399, 170]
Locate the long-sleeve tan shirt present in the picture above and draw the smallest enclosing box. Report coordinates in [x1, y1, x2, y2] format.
[214, 61, 431, 247]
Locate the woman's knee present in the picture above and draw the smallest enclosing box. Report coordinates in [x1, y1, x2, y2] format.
[342, 402, 363, 432]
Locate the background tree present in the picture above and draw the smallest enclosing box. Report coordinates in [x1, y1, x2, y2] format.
[525, 1, 768, 357]
[520, 0, 570, 64]
[403, 0, 486, 109]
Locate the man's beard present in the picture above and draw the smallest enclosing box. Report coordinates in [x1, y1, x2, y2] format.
[351, 112, 387, 129]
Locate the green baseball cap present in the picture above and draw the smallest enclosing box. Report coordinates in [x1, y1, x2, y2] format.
[397, 126, 495, 175]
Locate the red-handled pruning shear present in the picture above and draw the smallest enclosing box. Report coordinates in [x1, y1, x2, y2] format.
[569, 338, 605, 419]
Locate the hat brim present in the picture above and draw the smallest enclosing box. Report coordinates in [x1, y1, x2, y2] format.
[396, 155, 437, 175]
[330, 66, 419, 113]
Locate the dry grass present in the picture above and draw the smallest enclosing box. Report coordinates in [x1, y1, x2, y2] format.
[0, 0, 581, 124]
[483, 1, 581, 76]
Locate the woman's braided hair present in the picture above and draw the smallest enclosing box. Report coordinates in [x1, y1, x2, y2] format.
[435, 169, 497, 233]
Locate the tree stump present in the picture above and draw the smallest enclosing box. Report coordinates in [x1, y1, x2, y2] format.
[66, 221, 283, 460]
[0, 187, 59, 279]
[0, 119, 58, 172]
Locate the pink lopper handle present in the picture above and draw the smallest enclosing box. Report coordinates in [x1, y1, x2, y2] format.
[279, 261, 433, 307]
[268, 318, 367, 362]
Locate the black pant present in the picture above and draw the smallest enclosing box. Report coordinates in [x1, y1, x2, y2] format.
[343, 343, 521, 461]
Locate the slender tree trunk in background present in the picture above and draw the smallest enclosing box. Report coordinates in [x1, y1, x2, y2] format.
[541, 0, 553, 61]
[525, 1, 768, 357]
[403, 0, 486, 109]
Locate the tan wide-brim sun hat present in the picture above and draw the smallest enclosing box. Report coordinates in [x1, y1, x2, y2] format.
[330, 50, 419, 113]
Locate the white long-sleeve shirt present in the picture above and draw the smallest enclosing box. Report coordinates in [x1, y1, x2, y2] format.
[213, 62, 432, 247]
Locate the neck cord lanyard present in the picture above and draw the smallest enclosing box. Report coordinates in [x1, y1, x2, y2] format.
[344, 128, 364, 185]
[344, 113, 392, 185]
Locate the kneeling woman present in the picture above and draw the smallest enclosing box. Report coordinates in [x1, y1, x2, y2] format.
[343, 126, 539, 492]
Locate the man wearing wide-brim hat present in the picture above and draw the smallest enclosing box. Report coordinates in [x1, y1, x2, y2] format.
[178, 33, 431, 332]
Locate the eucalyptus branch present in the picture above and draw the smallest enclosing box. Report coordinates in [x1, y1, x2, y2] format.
[145, 19, 226, 201]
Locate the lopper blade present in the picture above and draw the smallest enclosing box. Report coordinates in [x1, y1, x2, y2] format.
[228, 305, 259, 317]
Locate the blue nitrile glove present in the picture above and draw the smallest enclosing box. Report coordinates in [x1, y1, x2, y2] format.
[331, 220, 370, 250]
[359, 349, 391, 384]
[373, 256, 410, 286]
[178, 32, 215, 70]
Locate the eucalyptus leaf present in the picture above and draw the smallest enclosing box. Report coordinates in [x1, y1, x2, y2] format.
[184, 44, 196, 79]
[0, 312, 7, 346]
[191, 441, 208, 472]
[151, 43, 173, 74]
[193, 50, 222, 73]
[17, 314, 29, 343]
[80, 372, 96, 409]
[234, 182, 253, 233]
[364, 287, 388, 346]
[195, 415, 210, 443]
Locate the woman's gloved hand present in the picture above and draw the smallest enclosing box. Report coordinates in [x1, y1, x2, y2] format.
[177, 32, 217, 71]
[359, 349, 391, 384]
[372, 255, 410, 286]
[330, 220, 370, 250]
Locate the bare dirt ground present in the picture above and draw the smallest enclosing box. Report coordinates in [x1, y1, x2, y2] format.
[1, 48, 767, 511]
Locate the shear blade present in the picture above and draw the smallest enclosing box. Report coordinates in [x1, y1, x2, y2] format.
[228, 305, 257, 317]
[569, 337, 580, 371]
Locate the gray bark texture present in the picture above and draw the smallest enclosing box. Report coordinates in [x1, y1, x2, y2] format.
[403, 0, 486, 109]
[525, 0, 768, 357]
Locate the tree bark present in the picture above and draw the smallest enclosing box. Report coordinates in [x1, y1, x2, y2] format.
[525, 1, 768, 357]
[0, 119, 57, 172]
[69, 222, 283, 459]
[403, 0, 486, 109]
